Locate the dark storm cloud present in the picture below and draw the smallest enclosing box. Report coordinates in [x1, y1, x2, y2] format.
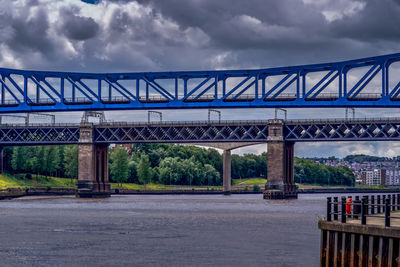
[1, 0, 399, 71]
[7, 7, 56, 56]
[58, 6, 100, 41]
[27, 0, 40, 6]
[138, 0, 329, 50]
[331, 0, 400, 42]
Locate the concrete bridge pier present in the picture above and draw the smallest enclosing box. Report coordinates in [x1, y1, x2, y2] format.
[264, 120, 297, 199]
[222, 149, 231, 194]
[191, 143, 261, 195]
[76, 123, 110, 198]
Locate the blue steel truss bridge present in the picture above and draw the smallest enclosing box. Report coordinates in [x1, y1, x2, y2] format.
[0, 53, 400, 113]
[2, 52, 400, 199]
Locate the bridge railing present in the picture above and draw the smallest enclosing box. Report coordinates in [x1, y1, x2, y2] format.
[1, 117, 400, 127]
[285, 117, 400, 124]
[327, 194, 400, 227]
[1, 93, 390, 106]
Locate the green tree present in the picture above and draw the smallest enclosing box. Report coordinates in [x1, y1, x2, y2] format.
[137, 154, 152, 188]
[127, 160, 138, 183]
[110, 146, 129, 187]
[294, 158, 355, 186]
[30, 154, 41, 180]
[45, 146, 59, 176]
[203, 163, 220, 186]
[58, 146, 66, 177]
[3, 147, 13, 173]
[11, 146, 24, 172]
[64, 145, 79, 183]
[37, 146, 46, 176]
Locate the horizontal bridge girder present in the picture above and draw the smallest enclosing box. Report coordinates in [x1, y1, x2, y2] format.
[284, 119, 400, 142]
[0, 53, 400, 112]
[0, 118, 400, 145]
[93, 124, 269, 143]
[0, 126, 80, 145]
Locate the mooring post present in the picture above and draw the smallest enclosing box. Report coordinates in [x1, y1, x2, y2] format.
[377, 195, 381, 213]
[383, 195, 386, 213]
[364, 195, 369, 215]
[333, 197, 338, 221]
[371, 195, 375, 215]
[385, 198, 390, 227]
[354, 196, 360, 219]
[327, 197, 332, 221]
[392, 194, 396, 211]
[341, 197, 346, 223]
[361, 197, 366, 225]
[397, 194, 400, 210]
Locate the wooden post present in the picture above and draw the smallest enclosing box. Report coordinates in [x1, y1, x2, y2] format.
[385, 198, 390, 227]
[334, 196, 339, 221]
[377, 195, 381, 214]
[361, 197, 366, 225]
[397, 194, 400, 210]
[341, 197, 347, 223]
[371, 195, 375, 215]
[327, 197, 332, 222]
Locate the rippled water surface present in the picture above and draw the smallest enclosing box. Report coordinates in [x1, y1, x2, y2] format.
[0, 194, 332, 266]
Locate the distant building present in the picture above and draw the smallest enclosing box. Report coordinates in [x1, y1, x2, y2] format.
[111, 144, 132, 155]
[361, 169, 386, 186]
[386, 169, 400, 186]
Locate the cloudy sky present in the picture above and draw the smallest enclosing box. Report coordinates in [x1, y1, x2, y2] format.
[1, 0, 400, 158]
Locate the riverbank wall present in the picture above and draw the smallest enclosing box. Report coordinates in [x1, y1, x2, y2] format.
[320, 193, 400, 266]
[319, 220, 400, 266]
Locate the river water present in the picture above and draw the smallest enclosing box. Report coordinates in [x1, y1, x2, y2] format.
[0, 194, 336, 266]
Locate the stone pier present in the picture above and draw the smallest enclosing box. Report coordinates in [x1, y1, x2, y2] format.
[190, 142, 261, 196]
[264, 119, 297, 199]
[76, 123, 110, 198]
[223, 149, 231, 194]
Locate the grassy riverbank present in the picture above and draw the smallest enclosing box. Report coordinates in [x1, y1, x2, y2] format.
[1, 174, 396, 193]
[0, 174, 76, 190]
[0, 173, 226, 191]
[232, 178, 267, 185]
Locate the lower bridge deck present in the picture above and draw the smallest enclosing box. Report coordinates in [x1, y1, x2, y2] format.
[0, 117, 399, 145]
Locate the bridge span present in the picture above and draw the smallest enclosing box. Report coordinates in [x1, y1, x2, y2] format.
[0, 53, 400, 113]
[0, 117, 399, 198]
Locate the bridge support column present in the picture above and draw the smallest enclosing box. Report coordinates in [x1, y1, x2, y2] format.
[76, 123, 110, 198]
[264, 120, 297, 199]
[223, 149, 231, 194]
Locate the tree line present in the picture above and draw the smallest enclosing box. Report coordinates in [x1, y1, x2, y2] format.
[4, 144, 268, 186]
[4, 144, 355, 186]
[343, 154, 400, 163]
[294, 158, 355, 186]
[4, 146, 78, 178]
[115, 144, 267, 186]
[308, 154, 400, 163]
